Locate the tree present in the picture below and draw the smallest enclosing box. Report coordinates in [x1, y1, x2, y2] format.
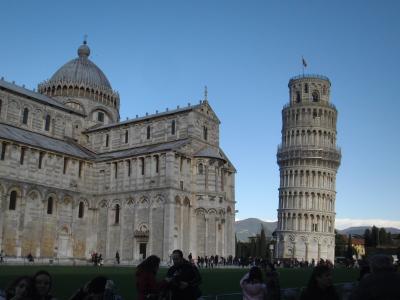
[259, 225, 267, 259]
[370, 226, 379, 247]
[364, 229, 371, 247]
[379, 227, 387, 245]
[346, 234, 355, 259]
[335, 230, 346, 256]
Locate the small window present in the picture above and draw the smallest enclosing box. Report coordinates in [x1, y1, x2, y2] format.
[38, 152, 44, 169]
[78, 202, 84, 218]
[114, 162, 118, 178]
[22, 108, 29, 124]
[105, 134, 109, 147]
[296, 92, 301, 103]
[9, 191, 17, 210]
[47, 197, 53, 214]
[125, 130, 129, 143]
[203, 126, 208, 141]
[0, 99, 2, 115]
[171, 120, 176, 135]
[1, 142, 7, 160]
[155, 156, 159, 173]
[304, 84, 309, 93]
[44, 115, 51, 131]
[127, 160, 131, 177]
[180, 181, 184, 190]
[312, 91, 319, 102]
[115, 204, 120, 224]
[198, 163, 204, 175]
[180, 157, 183, 172]
[63, 157, 68, 174]
[140, 157, 145, 175]
[20, 147, 25, 165]
[147, 126, 151, 139]
[79, 161, 83, 178]
[98, 111, 105, 122]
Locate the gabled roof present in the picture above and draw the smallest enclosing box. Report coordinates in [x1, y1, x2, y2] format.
[0, 123, 94, 159]
[0, 79, 85, 116]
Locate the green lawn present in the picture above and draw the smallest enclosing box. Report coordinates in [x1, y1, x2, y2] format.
[0, 265, 359, 299]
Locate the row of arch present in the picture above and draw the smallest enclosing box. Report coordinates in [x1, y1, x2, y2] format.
[3, 188, 88, 219]
[278, 212, 334, 233]
[284, 107, 336, 128]
[38, 83, 119, 108]
[282, 129, 337, 148]
[280, 169, 336, 189]
[279, 191, 335, 212]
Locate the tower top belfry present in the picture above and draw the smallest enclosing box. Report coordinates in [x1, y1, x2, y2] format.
[288, 74, 331, 105]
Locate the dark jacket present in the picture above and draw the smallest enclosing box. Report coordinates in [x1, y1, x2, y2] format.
[299, 286, 340, 300]
[265, 271, 281, 300]
[136, 270, 167, 300]
[349, 271, 400, 300]
[166, 260, 202, 300]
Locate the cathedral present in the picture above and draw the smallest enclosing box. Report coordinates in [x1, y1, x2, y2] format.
[0, 41, 236, 263]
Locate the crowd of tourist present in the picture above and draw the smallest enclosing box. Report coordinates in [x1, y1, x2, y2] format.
[0, 252, 399, 300]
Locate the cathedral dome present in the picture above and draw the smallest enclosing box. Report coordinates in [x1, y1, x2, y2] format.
[48, 41, 112, 90]
[38, 41, 119, 112]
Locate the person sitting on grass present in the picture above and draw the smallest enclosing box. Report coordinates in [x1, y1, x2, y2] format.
[1, 276, 33, 300]
[31, 271, 56, 300]
[240, 266, 267, 300]
[135, 255, 167, 300]
[349, 254, 400, 300]
[69, 276, 122, 300]
[299, 264, 339, 300]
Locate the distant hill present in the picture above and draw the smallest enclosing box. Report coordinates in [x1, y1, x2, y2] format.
[339, 226, 400, 236]
[235, 218, 277, 242]
[235, 219, 400, 242]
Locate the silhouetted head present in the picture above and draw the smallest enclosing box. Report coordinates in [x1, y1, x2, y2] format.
[307, 265, 333, 290]
[172, 249, 184, 266]
[33, 270, 52, 298]
[247, 266, 263, 283]
[137, 255, 161, 275]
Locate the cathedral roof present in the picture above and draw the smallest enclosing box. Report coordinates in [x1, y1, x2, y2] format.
[47, 41, 112, 91]
[0, 79, 85, 116]
[0, 123, 94, 159]
[194, 146, 226, 161]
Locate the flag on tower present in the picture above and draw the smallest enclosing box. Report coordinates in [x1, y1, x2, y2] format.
[302, 57, 307, 68]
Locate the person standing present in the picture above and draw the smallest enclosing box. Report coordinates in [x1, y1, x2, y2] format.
[0, 250, 4, 263]
[165, 249, 202, 300]
[115, 251, 120, 265]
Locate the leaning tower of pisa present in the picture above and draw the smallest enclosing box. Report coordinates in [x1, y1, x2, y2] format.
[275, 74, 341, 262]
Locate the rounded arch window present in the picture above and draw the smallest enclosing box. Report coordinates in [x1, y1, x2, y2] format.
[296, 91, 301, 103]
[78, 201, 84, 218]
[115, 204, 120, 224]
[312, 91, 319, 102]
[198, 163, 204, 175]
[47, 197, 54, 214]
[9, 190, 17, 210]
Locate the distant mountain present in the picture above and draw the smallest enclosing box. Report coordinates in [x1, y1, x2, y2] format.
[235, 218, 277, 242]
[235, 219, 400, 242]
[339, 226, 400, 236]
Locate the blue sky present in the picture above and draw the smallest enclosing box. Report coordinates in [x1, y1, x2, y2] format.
[1, 0, 399, 229]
